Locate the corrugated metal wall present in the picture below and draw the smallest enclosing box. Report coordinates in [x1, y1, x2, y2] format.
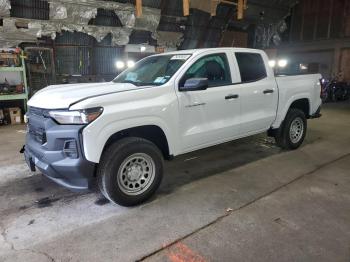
[10, 2, 124, 83]
[54, 31, 123, 78]
[12, 0, 289, 88]
[55, 47, 91, 76]
[10, 0, 49, 20]
[93, 47, 121, 75]
[290, 0, 350, 42]
[55, 32, 94, 76]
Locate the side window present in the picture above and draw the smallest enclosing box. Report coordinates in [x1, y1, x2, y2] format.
[235, 52, 267, 83]
[180, 53, 232, 87]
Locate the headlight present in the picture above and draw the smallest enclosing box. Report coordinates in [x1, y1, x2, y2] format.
[49, 107, 103, 125]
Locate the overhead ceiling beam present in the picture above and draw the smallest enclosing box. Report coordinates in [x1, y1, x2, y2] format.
[237, 0, 244, 19]
[183, 0, 190, 16]
[220, 0, 237, 5]
[136, 0, 142, 18]
[211, 0, 219, 16]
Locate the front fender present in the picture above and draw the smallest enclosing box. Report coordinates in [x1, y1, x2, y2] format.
[82, 116, 176, 163]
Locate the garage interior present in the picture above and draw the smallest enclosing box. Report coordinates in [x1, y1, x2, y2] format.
[0, 0, 350, 261]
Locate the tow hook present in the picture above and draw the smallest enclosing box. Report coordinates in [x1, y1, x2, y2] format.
[20, 145, 25, 154]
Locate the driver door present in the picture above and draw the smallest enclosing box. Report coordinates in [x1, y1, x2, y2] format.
[176, 52, 241, 153]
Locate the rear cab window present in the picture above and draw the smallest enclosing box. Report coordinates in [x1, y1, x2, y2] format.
[235, 52, 267, 83]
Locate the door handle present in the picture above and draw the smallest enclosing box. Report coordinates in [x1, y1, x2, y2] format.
[225, 94, 239, 100]
[185, 102, 206, 108]
[263, 89, 274, 94]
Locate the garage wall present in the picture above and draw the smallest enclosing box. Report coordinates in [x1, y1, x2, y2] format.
[278, 50, 334, 78]
[220, 31, 248, 48]
[340, 49, 350, 81]
[54, 31, 124, 81]
[279, 0, 350, 79]
[289, 0, 350, 42]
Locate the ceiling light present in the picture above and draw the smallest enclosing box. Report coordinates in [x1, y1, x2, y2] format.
[127, 60, 135, 68]
[268, 60, 276, 68]
[116, 61, 125, 69]
[278, 59, 288, 68]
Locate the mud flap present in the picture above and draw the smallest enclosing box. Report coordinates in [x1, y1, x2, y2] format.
[22, 146, 36, 172]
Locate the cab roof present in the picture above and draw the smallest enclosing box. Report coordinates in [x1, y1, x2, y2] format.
[160, 47, 264, 56]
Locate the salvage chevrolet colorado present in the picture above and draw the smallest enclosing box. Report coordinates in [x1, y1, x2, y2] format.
[23, 48, 322, 206]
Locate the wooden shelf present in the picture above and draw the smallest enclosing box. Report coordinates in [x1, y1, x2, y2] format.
[0, 66, 24, 72]
[0, 93, 27, 101]
[0, 51, 28, 111]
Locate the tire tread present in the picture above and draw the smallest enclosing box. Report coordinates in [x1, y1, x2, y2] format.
[97, 137, 163, 206]
[275, 108, 307, 150]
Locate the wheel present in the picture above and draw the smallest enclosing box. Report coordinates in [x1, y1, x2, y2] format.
[275, 108, 307, 150]
[97, 137, 164, 206]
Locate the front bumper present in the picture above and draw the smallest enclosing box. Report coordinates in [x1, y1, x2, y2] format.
[23, 108, 96, 191]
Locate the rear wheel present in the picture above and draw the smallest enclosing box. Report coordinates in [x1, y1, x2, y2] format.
[275, 108, 307, 150]
[97, 137, 164, 206]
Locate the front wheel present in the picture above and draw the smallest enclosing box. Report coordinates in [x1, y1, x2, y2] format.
[97, 137, 164, 206]
[275, 108, 307, 150]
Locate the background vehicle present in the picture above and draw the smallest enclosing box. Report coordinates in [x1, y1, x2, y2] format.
[23, 48, 322, 206]
[321, 78, 350, 103]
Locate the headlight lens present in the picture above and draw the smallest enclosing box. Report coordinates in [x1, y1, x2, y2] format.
[49, 107, 103, 125]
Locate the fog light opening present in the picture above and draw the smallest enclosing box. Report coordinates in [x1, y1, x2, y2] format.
[63, 140, 78, 159]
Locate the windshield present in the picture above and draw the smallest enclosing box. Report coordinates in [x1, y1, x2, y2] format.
[113, 54, 191, 86]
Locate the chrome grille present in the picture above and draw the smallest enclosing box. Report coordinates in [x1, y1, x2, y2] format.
[28, 123, 46, 144]
[27, 106, 48, 144]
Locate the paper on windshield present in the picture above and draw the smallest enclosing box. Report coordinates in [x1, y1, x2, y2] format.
[170, 54, 191, 60]
[154, 77, 167, 84]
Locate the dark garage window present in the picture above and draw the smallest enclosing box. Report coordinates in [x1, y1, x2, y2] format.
[235, 53, 267, 83]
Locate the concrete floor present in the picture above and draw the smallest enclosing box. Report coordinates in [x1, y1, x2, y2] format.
[0, 102, 349, 262]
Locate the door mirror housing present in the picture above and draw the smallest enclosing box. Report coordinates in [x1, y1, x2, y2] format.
[179, 78, 208, 92]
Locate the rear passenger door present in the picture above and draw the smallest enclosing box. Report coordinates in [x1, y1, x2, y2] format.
[234, 52, 278, 134]
[176, 52, 241, 152]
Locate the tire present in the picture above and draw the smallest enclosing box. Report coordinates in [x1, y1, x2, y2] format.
[97, 137, 164, 206]
[275, 108, 307, 150]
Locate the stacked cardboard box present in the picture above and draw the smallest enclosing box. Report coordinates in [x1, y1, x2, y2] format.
[3, 107, 22, 125]
[0, 109, 4, 125]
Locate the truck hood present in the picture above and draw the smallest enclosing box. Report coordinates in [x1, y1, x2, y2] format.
[28, 82, 141, 109]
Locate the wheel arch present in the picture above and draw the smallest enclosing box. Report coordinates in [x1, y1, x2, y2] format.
[289, 98, 310, 118]
[272, 95, 311, 129]
[102, 125, 171, 160]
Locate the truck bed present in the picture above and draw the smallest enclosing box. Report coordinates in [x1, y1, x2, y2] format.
[273, 73, 322, 128]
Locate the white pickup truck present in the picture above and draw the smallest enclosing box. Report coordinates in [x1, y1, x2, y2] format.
[23, 48, 322, 206]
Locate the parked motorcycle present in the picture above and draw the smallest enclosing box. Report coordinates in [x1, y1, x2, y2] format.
[321, 78, 350, 103]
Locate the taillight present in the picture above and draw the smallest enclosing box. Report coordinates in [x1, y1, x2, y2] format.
[319, 78, 323, 99]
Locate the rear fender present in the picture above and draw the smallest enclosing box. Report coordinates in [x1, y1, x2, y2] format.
[272, 94, 311, 129]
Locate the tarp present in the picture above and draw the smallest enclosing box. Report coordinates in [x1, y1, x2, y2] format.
[0, 0, 164, 47]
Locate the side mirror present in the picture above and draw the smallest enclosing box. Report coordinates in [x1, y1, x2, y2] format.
[179, 78, 208, 92]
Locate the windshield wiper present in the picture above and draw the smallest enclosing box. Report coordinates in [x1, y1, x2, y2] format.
[118, 80, 160, 87]
[137, 82, 159, 86]
[119, 80, 142, 86]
